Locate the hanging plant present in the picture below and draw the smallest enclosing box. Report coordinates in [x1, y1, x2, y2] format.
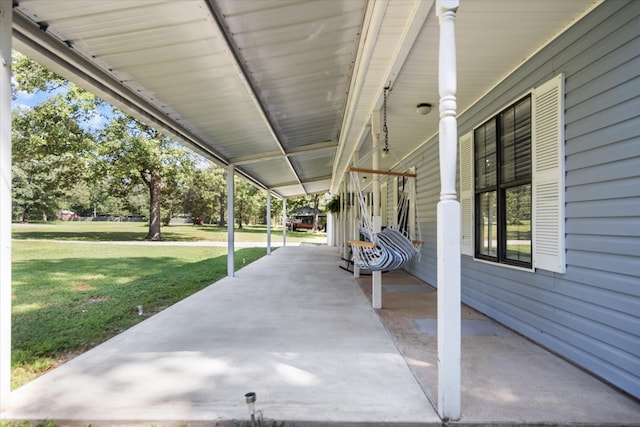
[327, 194, 341, 213]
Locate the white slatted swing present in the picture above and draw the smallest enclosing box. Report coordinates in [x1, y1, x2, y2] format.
[348, 164, 422, 272]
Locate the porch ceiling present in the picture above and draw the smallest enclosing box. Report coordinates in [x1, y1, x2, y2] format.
[11, 0, 600, 198]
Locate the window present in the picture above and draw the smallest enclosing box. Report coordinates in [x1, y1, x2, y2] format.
[459, 73, 566, 273]
[474, 96, 532, 268]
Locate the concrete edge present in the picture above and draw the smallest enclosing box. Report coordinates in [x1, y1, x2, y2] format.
[2, 418, 637, 427]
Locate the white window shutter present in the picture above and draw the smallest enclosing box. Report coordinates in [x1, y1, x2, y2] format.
[532, 74, 566, 273]
[459, 131, 474, 256]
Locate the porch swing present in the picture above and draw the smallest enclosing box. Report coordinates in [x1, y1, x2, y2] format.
[347, 87, 422, 272]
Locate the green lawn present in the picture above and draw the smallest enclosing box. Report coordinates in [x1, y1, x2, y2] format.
[12, 221, 327, 243]
[10, 221, 325, 389]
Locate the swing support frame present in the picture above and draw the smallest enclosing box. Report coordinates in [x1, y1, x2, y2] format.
[347, 162, 422, 272]
[347, 167, 416, 178]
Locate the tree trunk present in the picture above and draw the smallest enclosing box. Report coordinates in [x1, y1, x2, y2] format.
[312, 194, 320, 232]
[145, 169, 162, 241]
[218, 194, 225, 227]
[163, 209, 172, 227]
[237, 206, 243, 229]
[21, 206, 30, 223]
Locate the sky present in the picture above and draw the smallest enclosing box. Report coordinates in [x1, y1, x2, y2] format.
[11, 72, 65, 109]
[12, 79, 109, 131]
[11, 83, 49, 109]
[10, 67, 210, 166]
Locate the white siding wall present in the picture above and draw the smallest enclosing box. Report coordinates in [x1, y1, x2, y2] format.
[401, 0, 640, 398]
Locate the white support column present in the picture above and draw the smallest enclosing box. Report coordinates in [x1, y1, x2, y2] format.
[342, 177, 353, 259]
[326, 210, 333, 246]
[335, 193, 340, 250]
[350, 152, 360, 278]
[326, 193, 334, 246]
[266, 190, 272, 255]
[339, 185, 343, 255]
[227, 164, 235, 277]
[371, 111, 382, 309]
[335, 194, 341, 250]
[437, 0, 461, 421]
[282, 197, 287, 247]
[0, 0, 13, 410]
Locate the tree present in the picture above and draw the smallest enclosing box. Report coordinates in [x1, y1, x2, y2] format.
[12, 50, 210, 232]
[270, 198, 283, 226]
[182, 165, 227, 225]
[11, 51, 66, 97]
[311, 193, 321, 232]
[506, 184, 531, 226]
[213, 168, 228, 226]
[98, 111, 196, 240]
[11, 50, 278, 232]
[12, 51, 108, 221]
[160, 152, 196, 226]
[234, 178, 260, 229]
[12, 87, 95, 221]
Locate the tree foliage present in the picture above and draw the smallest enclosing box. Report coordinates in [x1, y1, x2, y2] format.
[97, 111, 197, 239]
[11, 50, 328, 233]
[182, 166, 227, 224]
[235, 178, 261, 229]
[11, 51, 66, 96]
[11, 85, 96, 221]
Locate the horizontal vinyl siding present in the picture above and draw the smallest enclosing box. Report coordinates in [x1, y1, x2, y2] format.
[461, 261, 640, 396]
[452, 0, 640, 398]
[404, 143, 440, 284]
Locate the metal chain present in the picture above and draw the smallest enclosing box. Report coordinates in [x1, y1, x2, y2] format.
[383, 87, 390, 152]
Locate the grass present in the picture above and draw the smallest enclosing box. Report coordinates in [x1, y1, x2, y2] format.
[0, 421, 290, 427]
[10, 221, 325, 389]
[0, 423, 56, 427]
[12, 221, 327, 243]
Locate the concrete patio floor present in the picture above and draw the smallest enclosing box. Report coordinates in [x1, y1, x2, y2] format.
[2, 245, 437, 426]
[355, 269, 640, 426]
[2, 244, 639, 426]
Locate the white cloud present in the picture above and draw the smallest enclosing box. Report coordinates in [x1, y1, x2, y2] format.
[12, 103, 33, 112]
[87, 112, 106, 129]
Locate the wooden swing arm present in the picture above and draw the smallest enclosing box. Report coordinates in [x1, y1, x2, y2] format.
[348, 167, 416, 178]
[348, 239, 377, 248]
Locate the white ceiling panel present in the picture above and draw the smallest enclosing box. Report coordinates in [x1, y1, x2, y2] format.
[12, 0, 600, 197]
[239, 157, 299, 189]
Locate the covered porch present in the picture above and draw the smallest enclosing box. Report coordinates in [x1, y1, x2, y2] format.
[2, 0, 639, 420]
[3, 245, 638, 425]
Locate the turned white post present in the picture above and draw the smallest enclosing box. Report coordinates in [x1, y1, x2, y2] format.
[334, 184, 345, 252]
[266, 190, 272, 255]
[437, 0, 461, 421]
[351, 151, 360, 278]
[0, 0, 12, 409]
[326, 195, 333, 246]
[227, 163, 235, 277]
[342, 180, 349, 260]
[371, 111, 382, 309]
[282, 197, 287, 247]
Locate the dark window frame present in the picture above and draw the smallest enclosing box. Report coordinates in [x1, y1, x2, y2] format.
[474, 95, 532, 269]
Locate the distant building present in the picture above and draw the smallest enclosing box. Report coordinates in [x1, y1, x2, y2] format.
[58, 210, 77, 221]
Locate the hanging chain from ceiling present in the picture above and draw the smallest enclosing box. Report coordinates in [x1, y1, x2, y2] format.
[382, 86, 391, 157]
